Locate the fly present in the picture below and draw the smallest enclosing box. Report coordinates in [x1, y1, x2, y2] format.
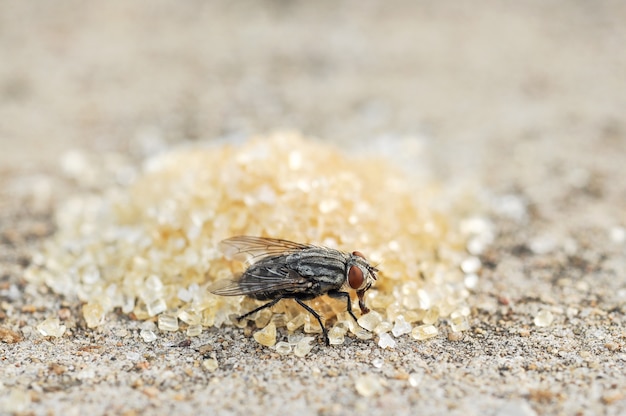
[209, 236, 379, 345]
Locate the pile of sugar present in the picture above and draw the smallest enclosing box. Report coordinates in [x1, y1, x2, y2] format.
[26, 133, 492, 348]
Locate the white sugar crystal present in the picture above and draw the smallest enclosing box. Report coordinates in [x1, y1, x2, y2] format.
[287, 332, 305, 345]
[186, 324, 203, 337]
[492, 194, 527, 221]
[534, 310, 554, 327]
[355, 375, 384, 397]
[146, 298, 167, 317]
[158, 313, 179, 331]
[408, 372, 422, 387]
[177, 287, 192, 302]
[464, 273, 479, 289]
[372, 357, 384, 368]
[460, 256, 481, 274]
[391, 315, 412, 337]
[203, 358, 218, 372]
[274, 341, 292, 355]
[378, 332, 396, 349]
[450, 315, 470, 332]
[294, 336, 315, 357]
[36, 317, 66, 338]
[328, 326, 346, 345]
[610, 226, 625, 244]
[140, 329, 157, 342]
[529, 236, 557, 255]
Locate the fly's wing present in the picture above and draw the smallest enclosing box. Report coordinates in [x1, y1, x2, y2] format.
[219, 236, 314, 265]
[209, 258, 310, 296]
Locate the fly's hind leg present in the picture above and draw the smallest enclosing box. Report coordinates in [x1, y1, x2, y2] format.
[295, 298, 329, 346]
[237, 298, 281, 322]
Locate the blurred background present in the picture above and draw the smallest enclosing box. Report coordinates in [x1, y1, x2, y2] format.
[1, 4, 625, 414]
[1, 0, 624, 185]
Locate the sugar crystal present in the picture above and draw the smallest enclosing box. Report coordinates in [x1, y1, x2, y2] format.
[391, 315, 412, 337]
[412, 324, 438, 340]
[422, 307, 440, 325]
[355, 375, 384, 397]
[328, 326, 346, 345]
[450, 315, 470, 332]
[186, 324, 203, 337]
[357, 311, 382, 331]
[374, 321, 393, 334]
[254, 309, 273, 328]
[286, 314, 306, 331]
[253, 322, 277, 347]
[158, 314, 179, 331]
[304, 315, 323, 334]
[203, 358, 218, 372]
[460, 257, 481, 274]
[178, 308, 201, 325]
[37, 317, 66, 337]
[83, 303, 105, 328]
[294, 336, 315, 357]
[287, 332, 305, 345]
[610, 226, 626, 243]
[353, 328, 374, 340]
[267, 313, 287, 329]
[534, 310, 554, 327]
[274, 341, 292, 355]
[177, 287, 192, 302]
[140, 329, 157, 342]
[378, 332, 396, 349]
[146, 299, 167, 317]
[464, 274, 479, 289]
[408, 372, 422, 387]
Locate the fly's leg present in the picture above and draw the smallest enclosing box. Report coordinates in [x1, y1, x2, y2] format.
[328, 290, 370, 332]
[295, 298, 329, 346]
[328, 290, 359, 323]
[237, 298, 281, 322]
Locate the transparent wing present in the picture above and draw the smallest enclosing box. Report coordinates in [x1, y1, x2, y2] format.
[209, 265, 309, 296]
[219, 236, 314, 265]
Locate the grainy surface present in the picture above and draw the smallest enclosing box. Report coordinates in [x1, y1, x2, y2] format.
[1, 1, 626, 415]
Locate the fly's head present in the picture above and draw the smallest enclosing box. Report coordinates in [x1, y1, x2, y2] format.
[345, 251, 378, 315]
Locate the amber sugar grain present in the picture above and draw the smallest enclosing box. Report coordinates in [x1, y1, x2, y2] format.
[26, 133, 488, 345]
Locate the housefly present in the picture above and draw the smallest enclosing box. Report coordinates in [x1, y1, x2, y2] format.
[209, 236, 379, 345]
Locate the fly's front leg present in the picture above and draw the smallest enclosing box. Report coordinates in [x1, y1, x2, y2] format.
[328, 290, 360, 325]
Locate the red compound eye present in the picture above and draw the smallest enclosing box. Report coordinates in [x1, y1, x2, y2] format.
[348, 265, 364, 289]
[352, 251, 366, 259]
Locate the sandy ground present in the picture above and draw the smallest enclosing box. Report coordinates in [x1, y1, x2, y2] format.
[1, 1, 626, 415]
